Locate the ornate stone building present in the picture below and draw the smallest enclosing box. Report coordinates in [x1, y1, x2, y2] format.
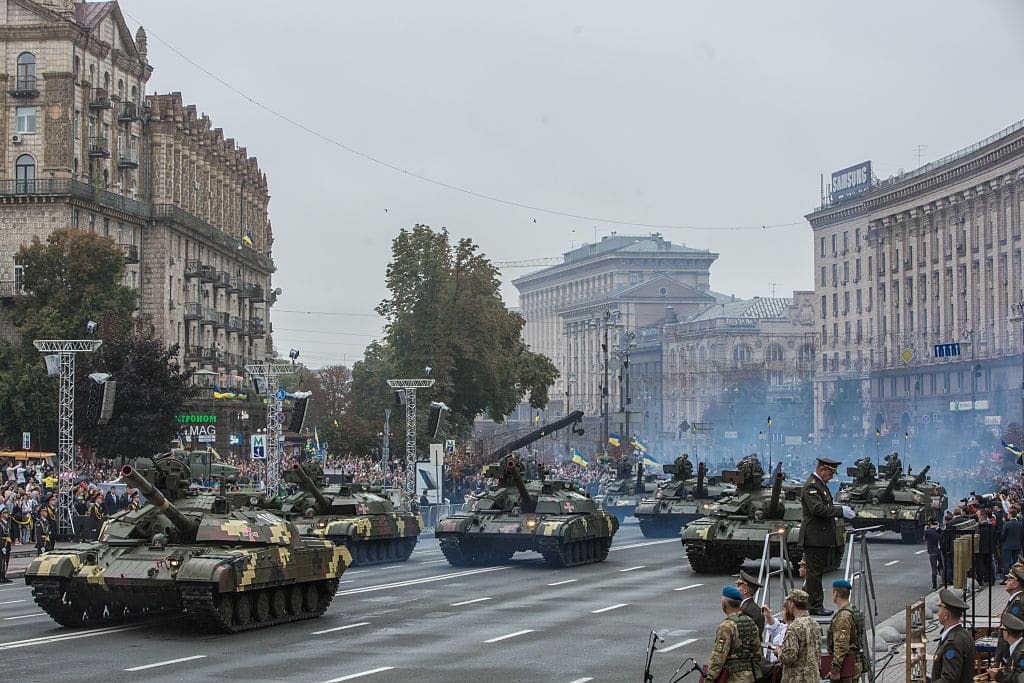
[0, 1, 276, 449]
[807, 119, 1024, 445]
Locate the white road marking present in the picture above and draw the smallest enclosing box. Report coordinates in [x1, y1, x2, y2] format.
[377, 565, 401, 570]
[484, 629, 534, 643]
[338, 581, 354, 584]
[420, 559, 452, 565]
[914, 549, 927, 555]
[346, 570, 371, 575]
[0, 623, 143, 651]
[619, 566, 645, 572]
[310, 621, 371, 635]
[337, 566, 509, 596]
[610, 539, 677, 552]
[0, 587, 28, 593]
[451, 597, 491, 607]
[592, 603, 628, 614]
[674, 584, 704, 591]
[0, 600, 25, 606]
[885, 560, 900, 566]
[125, 655, 207, 672]
[661, 638, 699, 653]
[4, 614, 46, 620]
[320, 667, 396, 682]
[568, 678, 594, 683]
[547, 579, 577, 586]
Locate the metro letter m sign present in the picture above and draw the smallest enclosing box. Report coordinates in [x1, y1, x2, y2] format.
[250, 434, 266, 460]
[933, 343, 961, 358]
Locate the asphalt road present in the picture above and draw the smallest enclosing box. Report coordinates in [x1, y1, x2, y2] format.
[0, 522, 932, 682]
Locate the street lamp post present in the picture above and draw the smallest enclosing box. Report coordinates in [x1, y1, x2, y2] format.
[1009, 302, 1024, 432]
[962, 329, 977, 445]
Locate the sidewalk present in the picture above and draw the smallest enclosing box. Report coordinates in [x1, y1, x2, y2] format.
[6, 542, 78, 580]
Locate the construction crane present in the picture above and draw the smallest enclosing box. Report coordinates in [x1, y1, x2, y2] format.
[493, 257, 563, 268]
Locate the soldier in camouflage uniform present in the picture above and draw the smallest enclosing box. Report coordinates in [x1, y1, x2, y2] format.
[675, 453, 694, 479]
[705, 585, 762, 683]
[777, 588, 821, 683]
[827, 579, 865, 682]
[988, 612, 1024, 682]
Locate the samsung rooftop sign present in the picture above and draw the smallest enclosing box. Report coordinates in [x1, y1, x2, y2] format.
[830, 161, 872, 201]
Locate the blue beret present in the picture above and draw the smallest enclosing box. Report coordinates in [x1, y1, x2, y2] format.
[723, 586, 743, 600]
[833, 579, 853, 590]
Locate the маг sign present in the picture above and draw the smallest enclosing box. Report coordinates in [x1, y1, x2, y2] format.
[831, 161, 872, 201]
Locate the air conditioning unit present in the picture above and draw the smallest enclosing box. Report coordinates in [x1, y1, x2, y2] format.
[10, 134, 22, 144]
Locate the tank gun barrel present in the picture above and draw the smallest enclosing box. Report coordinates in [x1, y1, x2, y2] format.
[488, 411, 584, 460]
[289, 464, 332, 513]
[120, 465, 198, 540]
[502, 458, 535, 513]
[634, 461, 644, 496]
[696, 461, 707, 498]
[880, 466, 901, 500]
[910, 465, 931, 488]
[767, 462, 785, 518]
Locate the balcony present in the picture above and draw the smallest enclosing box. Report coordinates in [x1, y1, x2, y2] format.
[212, 270, 230, 289]
[201, 308, 217, 325]
[184, 346, 201, 362]
[237, 282, 251, 299]
[0, 281, 25, 298]
[87, 137, 110, 158]
[117, 101, 138, 122]
[118, 243, 139, 264]
[214, 312, 229, 329]
[229, 276, 243, 293]
[183, 302, 202, 320]
[243, 320, 265, 337]
[8, 75, 39, 98]
[88, 87, 111, 109]
[184, 259, 203, 278]
[198, 264, 215, 283]
[227, 315, 242, 331]
[117, 149, 138, 169]
[248, 285, 265, 302]
[200, 347, 217, 363]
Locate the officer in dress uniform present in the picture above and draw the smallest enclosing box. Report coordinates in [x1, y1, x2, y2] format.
[799, 456, 855, 615]
[932, 588, 976, 683]
[735, 570, 765, 644]
[827, 579, 865, 683]
[705, 585, 762, 683]
[988, 612, 1024, 682]
[0, 509, 12, 583]
[995, 566, 1024, 669]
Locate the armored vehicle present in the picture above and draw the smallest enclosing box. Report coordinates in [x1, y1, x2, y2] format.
[681, 456, 842, 574]
[163, 447, 239, 482]
[24, 457, 349, 632]
[278, 461, 421, 565]
[594, 460, 658, 523]
[633, 455, 733, 537]
[436, 411, 619, 568]
[836, 453, 947, 543]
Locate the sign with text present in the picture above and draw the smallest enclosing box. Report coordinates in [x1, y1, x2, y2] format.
[250, 434, 266, 460]
[22, 432, 30, 450]
[831, 161, 872, 201]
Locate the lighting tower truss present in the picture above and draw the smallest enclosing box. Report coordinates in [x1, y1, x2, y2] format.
[245, 363, 297, 497]
[387, 378, 435, 509]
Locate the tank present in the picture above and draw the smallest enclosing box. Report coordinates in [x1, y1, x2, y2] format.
[277, 461, 422, 565]
[23, 457, 349, 632]
[435, 411, 618, 568]
[594, 460, 659, 523]
[681, 455, 845, 574]
[836, 453, 948, 543]
[633, 455, 735, 537]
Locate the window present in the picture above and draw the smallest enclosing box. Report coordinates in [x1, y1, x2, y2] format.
[831, 234, 838, 254]
[732, 345, 751, 363]
[131, 84, 138, 104]
[16, 107, 36, 133]
[765, 344, 784, 362]
[73, 109, 80, 139]
[821, 266, 826, 287]
[16, 52, 35, 89]
[15, 154, 35, 193]
[820, 237, 826, 257]
[89, 64, 95, 84]
[117, 78, 124, 100]
[843, 231, 849, 252]
[14, 264, 24, 292]
[73, 55, 80, 80]
[821, 295, 827, 318]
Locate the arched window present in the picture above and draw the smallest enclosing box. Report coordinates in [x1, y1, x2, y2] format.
[798, 343, 816, 364]
[73, 56, 80, 79]
[765, 344, 785, 362]
[130, 84, 138, 104]
[16, 52, 36, 89]
[15, 154, 35, 194]
[117, 78, 124, 100]
[732, 344, 752, 363]
[103, 72, 110, 92]
[88, 64, 95, 85]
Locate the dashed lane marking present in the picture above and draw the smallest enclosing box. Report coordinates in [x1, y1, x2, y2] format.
[310, 622, 371, 635]
[568, 678, 594, 683]
[320, 667, 396, 682]
[885, 560, 900, 566]
[420, 559, 452, 565]
[914, 550, 927, 555]
[610, 539, 677, 552]
[451, 597, 491, 607]
[0, 600, 25, 606]
[125, 655, 207, 672]
[3, 614, 45, 621]
[547, 579, 577, 586]
[484, 629, 534, 643]
[660, 638, 699, 653]
[337, 565, 510, 596]
[674, 584, 704, 591]
[0, 623, 144, 651]
[619, 566, 645, 572]
[592, 603, 628, 614]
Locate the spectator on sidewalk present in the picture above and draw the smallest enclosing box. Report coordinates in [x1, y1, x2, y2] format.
[1002, 507, 1023, 578]
[925, 519, 943, 590]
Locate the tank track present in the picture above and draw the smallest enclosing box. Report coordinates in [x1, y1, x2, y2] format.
[438, 536, 515, 566]
[637, 516, 684, 538]
[30, 578, 168, 627]
[178, 579, 338, 633]
[339, 536, 417, 566]
[537, 536, 612, 568]
[900, 525, 925, 544]
[684, 542, 743, 574]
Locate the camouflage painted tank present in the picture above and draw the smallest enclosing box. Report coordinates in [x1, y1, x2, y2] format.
[836, 453, 947, 543]
[633, 455, 734, 537]
[594, 461, 659, 524]
[277, 461, 421, 565]
[24, 458, 349, 632]
[681, 455, 844, 573]
[436, 455, 619, 568]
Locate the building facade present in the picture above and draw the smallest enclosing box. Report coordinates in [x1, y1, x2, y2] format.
[0, 0, 275, 451]
[807, 119, 1024, 445]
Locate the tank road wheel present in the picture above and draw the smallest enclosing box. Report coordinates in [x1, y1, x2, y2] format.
[302, 583, 319, 614]
[396, 537, 416, 562]
[233, 594, 253, 627]
[595, 538, 612, 562]
[30, 578, 87, 627]
[439, 536, 475, 567]
[686, 542, 742, 574]
[638, 517, 681, 538]
[270, 588, 288, 619]
[216, 594, 234, 626]
[253, 591, 271, 624]
[286, 585, 304, 615]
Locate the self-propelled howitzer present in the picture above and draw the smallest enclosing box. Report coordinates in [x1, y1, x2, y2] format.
[24, 461, 349, 632]
[633, 457, 734, 537]
[594, 461, 659, 523]
[837, 461, 946, 542]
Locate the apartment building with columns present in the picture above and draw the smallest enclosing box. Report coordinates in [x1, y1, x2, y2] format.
[806, 119, 1024, 445]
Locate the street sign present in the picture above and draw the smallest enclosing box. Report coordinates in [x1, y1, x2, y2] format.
[693, 422, 714, 432]
[275, 412, 285, 424]
[22, 432, 30, 450]
[724, 431, 738, 439]
[900, 349, 915, 363]
[934, 343, 961, 358]
[228, 433, 242, 446]
[251, 434, 266, 460]
[445, 439, 456, 454]
[275, 388, 287, 401]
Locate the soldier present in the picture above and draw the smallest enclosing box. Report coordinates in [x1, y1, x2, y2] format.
[827, 579, 865, 682]
[0, 508, 11, 583]
[884, 451, 903, 475]
[777, 588, 821, 682]
[853, 457, 876, 485]
[675, 453, 694, 479]
[736, 570, 766, 643]
[994, 566, 1024, 669]
[988, 612, 1024, 682]
[932, 588, 976, 683]
[34, 501, 53, 556]
[705, 585, 763, 683]
[799, 456, 855, 615]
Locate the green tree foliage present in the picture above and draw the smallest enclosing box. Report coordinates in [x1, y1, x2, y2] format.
[0, 342, 54, 450]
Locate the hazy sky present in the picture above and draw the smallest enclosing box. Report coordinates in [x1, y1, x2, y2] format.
[121, 0, 1024, 369]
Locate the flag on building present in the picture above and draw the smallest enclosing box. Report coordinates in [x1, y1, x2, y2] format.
[571, 448, 590, 467]
[1003, 439, 1023, 465]
[242, 231, 254, 247]
[608, 433, 621, 447]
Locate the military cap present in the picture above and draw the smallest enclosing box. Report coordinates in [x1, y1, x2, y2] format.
[723, 586, 743, 601]
[938, 588, 967, 612]
[815, 457, 841, 471]
[787, 588, 809, 603]
[1007, 566, 1024, 584]
[832, 579, 853, 590]
[737, 570, 762, 589]
[1003, 612, 1024, 633]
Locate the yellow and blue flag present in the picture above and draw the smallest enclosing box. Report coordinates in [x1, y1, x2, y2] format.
[242, 231, 254, 247]
[631, 437, 648, 454]
[608, 433, 621, 447]
[1003, 439, 1023, 465]
[571, 448, 590, 467]
[313, 426, 322, 453]
[642, 455, 659, 468]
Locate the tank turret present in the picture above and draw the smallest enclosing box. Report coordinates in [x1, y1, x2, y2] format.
[879, 466, 901, 502]
[910, 464, 932, 488]
[767, 462, 785, 519]
[288, 463, 332, 514]
[120, 464, 199, 541]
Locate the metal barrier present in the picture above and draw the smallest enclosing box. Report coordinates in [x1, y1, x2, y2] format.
[419, 503, 465, 530]
[906, 598, 928, 682]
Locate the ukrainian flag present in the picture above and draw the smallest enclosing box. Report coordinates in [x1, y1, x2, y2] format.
[608, 433, 621, 447]
[642, 455, 659, 468]
[631, 437, 648, 454]
[1003, 439, 1023, 465]
[242, 231, 254, 247]
[571, 448, 590, 467]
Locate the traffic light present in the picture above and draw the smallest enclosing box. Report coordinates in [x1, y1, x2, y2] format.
[289, 397, 310, 433]
[426, 401, 448, 440]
